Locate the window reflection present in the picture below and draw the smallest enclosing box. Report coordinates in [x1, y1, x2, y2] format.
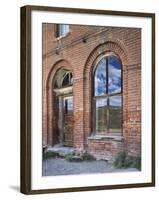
[57, 24, 69, 37]
[95, 98, 107, 133]
[64, 97, 73, 113]
[109, 96, 122, 133]
[108, 56, 121, 94]
[94, 58, 106, 96]
[93, 54, 122, 135]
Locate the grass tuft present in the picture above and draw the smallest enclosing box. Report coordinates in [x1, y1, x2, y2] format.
[81, 152, 96, 161]
[43, 151, 59, 160]
[113, 151, 141, 170]
[65, 151, 96, 162]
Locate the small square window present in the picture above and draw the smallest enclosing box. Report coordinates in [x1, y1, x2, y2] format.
[56, 24, 69, 38]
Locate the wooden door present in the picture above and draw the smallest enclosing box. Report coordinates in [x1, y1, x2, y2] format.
[63, 96, 73, 146]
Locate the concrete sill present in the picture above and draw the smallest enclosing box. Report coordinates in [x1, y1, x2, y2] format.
[88, 135, 124, 142]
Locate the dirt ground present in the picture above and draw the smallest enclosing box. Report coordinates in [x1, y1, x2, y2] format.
[42, 158, 138, 176]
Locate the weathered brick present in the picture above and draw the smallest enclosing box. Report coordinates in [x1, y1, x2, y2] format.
[42, 24, 141, 160]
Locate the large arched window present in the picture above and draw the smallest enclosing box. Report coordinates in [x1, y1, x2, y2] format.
[93, 54, 122, 136]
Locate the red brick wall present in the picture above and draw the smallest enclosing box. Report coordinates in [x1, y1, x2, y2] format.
[42, 24, 141, 159]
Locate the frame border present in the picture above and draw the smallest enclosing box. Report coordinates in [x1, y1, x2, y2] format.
[20, 5, 155, 195]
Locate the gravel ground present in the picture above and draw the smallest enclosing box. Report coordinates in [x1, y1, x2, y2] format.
[42, 158, 138, 176]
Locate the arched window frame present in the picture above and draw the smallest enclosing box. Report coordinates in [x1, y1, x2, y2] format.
[92, 53, 123, 136]
[54, 69, 73, 89]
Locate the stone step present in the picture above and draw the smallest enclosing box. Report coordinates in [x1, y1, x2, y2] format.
[46, 144, 75, 157]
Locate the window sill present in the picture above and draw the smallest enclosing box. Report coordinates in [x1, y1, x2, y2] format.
[88, 135, 124, 142]
[55, 32, 71, 41]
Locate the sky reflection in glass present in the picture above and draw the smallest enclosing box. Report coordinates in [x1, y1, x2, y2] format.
[94, 58, 106, 96]
[94, 55, 122, 134]
[67, 97, 73, 111]
[108, 56, 121, 94]
[109, 95, 122, 107]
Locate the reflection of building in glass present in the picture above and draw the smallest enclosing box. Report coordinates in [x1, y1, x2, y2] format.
[42, 24, 141, 161]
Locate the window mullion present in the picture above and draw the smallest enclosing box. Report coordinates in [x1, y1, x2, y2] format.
[107, 98, 110, 134]
[106, 57, 108, 94]
[93, 98, 96, 135]
[106, 57, 109, 134]
[68, 72, 70, 85]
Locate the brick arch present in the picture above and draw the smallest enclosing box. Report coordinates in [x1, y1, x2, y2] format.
[83, 41, 130, 144]
[46, 59, 73, 146]
[84, 41, 130, 77]
[46, 59, 74, 90]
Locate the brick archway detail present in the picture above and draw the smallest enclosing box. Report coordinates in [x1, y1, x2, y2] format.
[83, 41, 130, 144]
[84, 41, 130, 77]
[46, 59, 73, 145]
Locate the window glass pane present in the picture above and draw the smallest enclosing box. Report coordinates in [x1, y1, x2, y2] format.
[62, 72, 73, 87]
[62, 73, 69, 86]
[58, 24, 69, 37]
[95, 98, 107, 134]
[109, 96, 122, 133]
[64, 24, 69, 33]
[65, 97, 73, 113]
[58, 25, 61, 35]
[94, 58, 106, 96]
[67, 97, 73, 111]
[108, 56, 121, 94]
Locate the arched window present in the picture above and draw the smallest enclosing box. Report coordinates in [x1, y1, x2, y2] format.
[54, 69, 73, 89]
[93, 54, 122, 135]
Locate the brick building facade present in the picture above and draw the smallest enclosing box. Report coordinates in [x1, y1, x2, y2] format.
[42, 24, 141, 160]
